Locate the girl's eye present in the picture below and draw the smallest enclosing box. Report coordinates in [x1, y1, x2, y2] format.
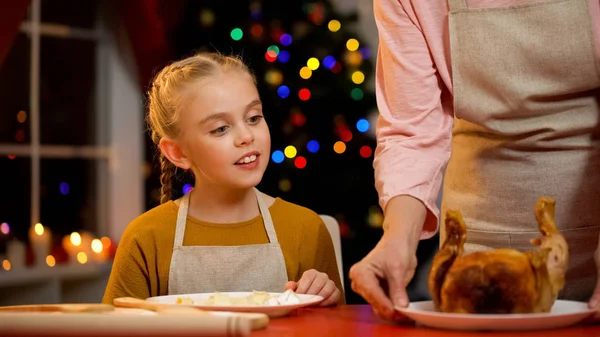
[248, 115, 264, 124]
[210, 126, 229, 135]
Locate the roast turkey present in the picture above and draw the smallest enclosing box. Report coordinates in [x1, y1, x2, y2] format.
[428, 197, 569, 314]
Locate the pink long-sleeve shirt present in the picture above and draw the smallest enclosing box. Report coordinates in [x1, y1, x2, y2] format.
[373, 0, 600, 239]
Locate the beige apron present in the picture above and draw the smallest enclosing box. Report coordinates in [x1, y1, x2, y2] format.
[168, 188, 289, 294]
[443, 0, 600, 300]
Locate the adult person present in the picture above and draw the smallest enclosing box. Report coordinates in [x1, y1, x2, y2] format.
[349, 0, 600, 321]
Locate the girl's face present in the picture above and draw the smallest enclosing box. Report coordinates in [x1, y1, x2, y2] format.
[176, 70, 270, 191]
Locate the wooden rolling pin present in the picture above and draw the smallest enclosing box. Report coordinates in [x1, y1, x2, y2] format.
[0, 303, 114, 313]
[113, 297, 269, 330]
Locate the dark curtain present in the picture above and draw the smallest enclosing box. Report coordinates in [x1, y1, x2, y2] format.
[115, 0, 185, 91]
[0, 0, 184, 91]
[0, 1, 32, 67]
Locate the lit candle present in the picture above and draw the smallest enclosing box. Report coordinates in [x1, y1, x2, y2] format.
[2, 259, 11, 271]
[89, 238, 108, 263]
[62, 232, 82, 264]
[79, 231, 94, 260]
[6, 239, 25, 270]
[46, 255, 56, 267]
[29, 223, 51, 268]
[0, 222, 10, 235]
[0, 222, 10, 247]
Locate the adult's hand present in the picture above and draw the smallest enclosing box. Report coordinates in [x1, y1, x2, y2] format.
[349, 195, 426, 321]
[586, 245, 600, 322]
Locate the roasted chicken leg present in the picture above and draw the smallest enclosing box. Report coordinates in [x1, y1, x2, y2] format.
[428, 197, 569, 314]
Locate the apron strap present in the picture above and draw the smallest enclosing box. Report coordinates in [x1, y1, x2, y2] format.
[173, 192, 191, 248]
[174, 188, 278, 247]
[254, 188, 279, 244]
[448, 0, 467, 11]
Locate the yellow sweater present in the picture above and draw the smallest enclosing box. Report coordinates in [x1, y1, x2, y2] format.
[102, 198, 345, 304]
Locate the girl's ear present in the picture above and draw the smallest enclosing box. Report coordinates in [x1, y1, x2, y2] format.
[159, 137, 192, 170]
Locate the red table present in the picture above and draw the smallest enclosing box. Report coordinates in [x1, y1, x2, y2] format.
[3, 304, 600, 336]
[252, 305, 600, 337]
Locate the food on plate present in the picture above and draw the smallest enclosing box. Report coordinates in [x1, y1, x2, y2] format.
[176, 289, 302, 306]
[175, 296, 195, 305]
[428, 196, 569, 314]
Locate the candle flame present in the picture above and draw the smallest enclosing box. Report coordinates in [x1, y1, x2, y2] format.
[2, 260, 11, 271]
[91, 239, 103, 253]
[46, 255, 56, 267]
[100, 236, 112, 249]
[70, 232, 81, 246]
[34, 223, 44, 235]
[77, 252, 88, 264]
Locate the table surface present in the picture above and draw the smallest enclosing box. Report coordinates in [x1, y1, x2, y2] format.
[252, 305, 600, 337]
[3, 304, 600, 337]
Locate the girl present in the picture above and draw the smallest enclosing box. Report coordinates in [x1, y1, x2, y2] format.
[102, 52, 343, 306]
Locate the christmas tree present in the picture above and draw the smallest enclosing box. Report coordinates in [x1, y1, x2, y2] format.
[144, 0, 387, 303]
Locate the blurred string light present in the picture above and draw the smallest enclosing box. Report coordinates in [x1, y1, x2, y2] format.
[294, 156, 307, 169]
[344, 51, 363, 66]
[351, 88, 364, 101]
[360, 145, 373, 158]
[59, 182, 70, 195]
[306, 2, 325, 24]
[367, 206, 384, 228]
[271, 28, 284, 42]
[2, 260, 10, 271]
[280, 33, 292, 46]
[307, 140, 320, 153]
[230, 28, 243, 41]
[298, 88, 311, 101]
[251, 24, 263, 37]
[299, 67, 312, 79]
[351, 71, 365, 84]
[323, 56, 336, 69]
[265, 70, 283, 86]
[331, 62, 342, 73]
[356, 118, 370, 132]
[272, 150, 285, 163]
[333, 141, 346, 154]
[199, 9, 215, 27]
[250, 1, 262, 20]
[339, 129, 352, 142]
[284, 145, 297, 158]
[346, 38, 359, 51]
[17, 110, 27, 123]
[279, 179, 291, 192]
[183, 184, 193, 194]
[265, 50, 277, 62]
[278, 50, 290, 63]
[1, 222, 10, 235]
[290, 111, 306, 126]
[359, 47, 371, 59]
[267, 45, 280, 55]
[307, 57, 319, 70]
[277, 85, 290, 98]
[328, 20, 341, 32]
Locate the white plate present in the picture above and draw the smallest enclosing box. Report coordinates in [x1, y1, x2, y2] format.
[396, 300, 595, 331]
[146, 292, 323, 318]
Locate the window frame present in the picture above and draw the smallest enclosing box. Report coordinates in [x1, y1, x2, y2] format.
[0, 0, 143, 241]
